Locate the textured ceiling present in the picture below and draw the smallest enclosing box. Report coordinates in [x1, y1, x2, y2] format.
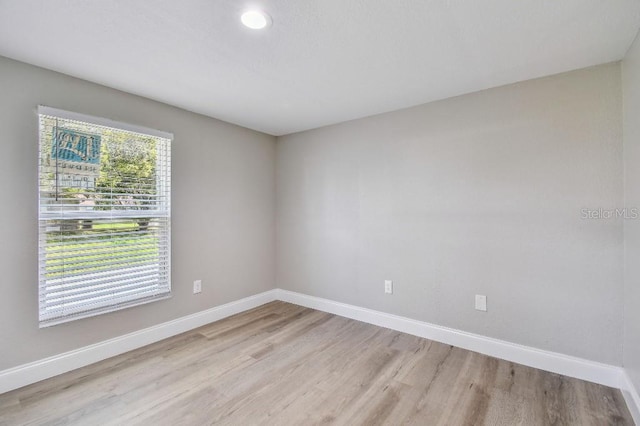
[1, 0, 639, 136]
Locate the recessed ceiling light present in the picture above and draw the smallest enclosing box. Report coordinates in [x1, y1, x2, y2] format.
[241, 10, 272, 30]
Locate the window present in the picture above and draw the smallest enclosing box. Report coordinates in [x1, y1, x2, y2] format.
[38, 106, 171, 327]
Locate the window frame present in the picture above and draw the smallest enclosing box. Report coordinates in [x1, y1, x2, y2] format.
[37, 106, 173, 327]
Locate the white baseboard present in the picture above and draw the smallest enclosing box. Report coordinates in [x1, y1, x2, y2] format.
[0, 289, 278, 394]
[274, 289, 623, 389]
[621, 370, 640, 425]
[1, 286, 634, 421]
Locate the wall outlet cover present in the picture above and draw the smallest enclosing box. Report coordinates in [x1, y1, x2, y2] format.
[475, 294, 487, 312]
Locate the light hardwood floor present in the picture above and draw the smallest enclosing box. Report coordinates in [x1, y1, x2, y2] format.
[0, 301, 633, 425]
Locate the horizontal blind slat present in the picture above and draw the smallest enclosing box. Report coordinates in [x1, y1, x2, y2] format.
[39, 293, 172, 325]
[43, 278, 170, 302]
[42, 259, 167, 276]
[43, 243, 169, 262]
[42, 285, 167, 317]
[44, 277, 164, 305]
[41, 230, 167, 242]
[43, 262, 164, 287]
[39, 211, 169, 220]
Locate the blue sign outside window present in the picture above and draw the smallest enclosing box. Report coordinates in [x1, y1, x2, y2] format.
[52, 128, 101, 164]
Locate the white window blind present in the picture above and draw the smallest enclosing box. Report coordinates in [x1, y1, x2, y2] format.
[38, 106, 172, 327]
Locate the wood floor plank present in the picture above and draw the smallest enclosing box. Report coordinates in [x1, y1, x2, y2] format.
[0, 301, 634, 426]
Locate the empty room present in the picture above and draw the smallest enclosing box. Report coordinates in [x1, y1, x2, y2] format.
[1, 1, 640, 424]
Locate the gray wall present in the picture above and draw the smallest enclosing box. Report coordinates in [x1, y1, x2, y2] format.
[623, 31, 640, 393]
[0, 53, 629, 373]
[0, 56, 276, 370]
[277, 63, 624, 365]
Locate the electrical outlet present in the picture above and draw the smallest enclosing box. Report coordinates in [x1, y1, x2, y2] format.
[384, 280, 393, 294]
[193, 280, 202, 294]
[475, 294, 487, 312]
